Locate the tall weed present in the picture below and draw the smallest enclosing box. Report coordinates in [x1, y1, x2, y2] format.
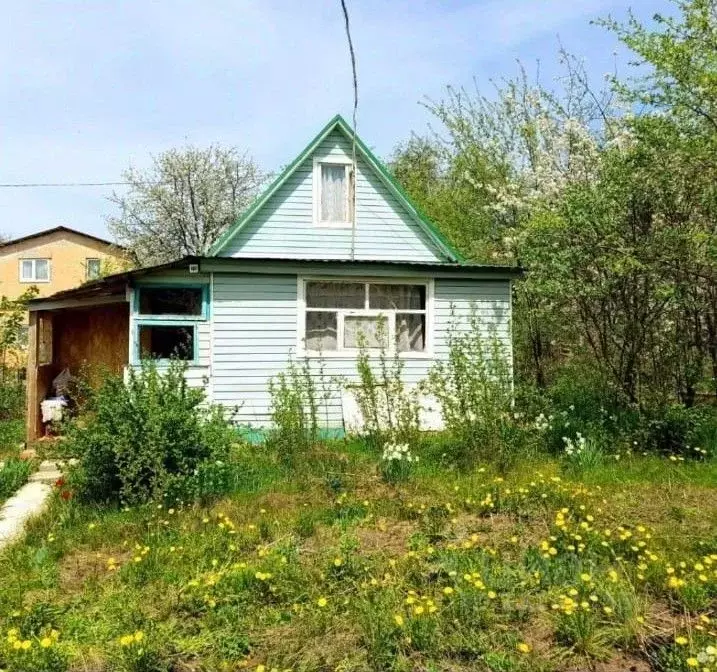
[352, 326, 420, 447]
[426, 307, 519, 471]
[268, 353, 334, 463]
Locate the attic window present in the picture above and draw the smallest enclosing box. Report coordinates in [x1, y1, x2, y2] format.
[315, 160, 352, 227]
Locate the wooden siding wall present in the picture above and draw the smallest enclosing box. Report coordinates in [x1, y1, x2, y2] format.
[53, 303, 129, 385]
[211, 273, 511, 426]
[221, 129, 443, 262]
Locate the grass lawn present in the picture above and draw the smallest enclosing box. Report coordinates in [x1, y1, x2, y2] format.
[0, 443, 715, 672]
[0, 418, 24, 461]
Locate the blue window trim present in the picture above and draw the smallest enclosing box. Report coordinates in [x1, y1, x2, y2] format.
[130, 283, 209, 365]
[132, 284, 209, 321]
[133, 321, 199, 365]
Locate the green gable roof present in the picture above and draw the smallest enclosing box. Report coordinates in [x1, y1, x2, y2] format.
[209, 114, 464, 261]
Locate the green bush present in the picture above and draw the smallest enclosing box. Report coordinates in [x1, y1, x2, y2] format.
[0, 377, 26, 421]
[352, 325, 421, 448]
[643, 404, 717, 458]
[0, 457, 33, 503]
[425, 308, 520, 471]
[65, 361, 234, 504]
[267, 354, 334, 463]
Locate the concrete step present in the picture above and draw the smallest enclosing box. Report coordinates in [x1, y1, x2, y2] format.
[29, 470, 63, 483]
[0, 481, 53, 548]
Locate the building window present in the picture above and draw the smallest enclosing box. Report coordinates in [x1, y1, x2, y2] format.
[86, 258, 101, 280]
[138, 324, 195, 361]
[302, 280, 428, 354]
[137, 286, 204, 317]
[20, 258, 50, 283]
[133, 285, 206, 364]
[314, 160, 351, 226]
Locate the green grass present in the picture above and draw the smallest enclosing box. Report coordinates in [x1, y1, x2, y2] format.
[0, 443, 715, 672]
[0, 458, 33, 506]
[0, 418, 24, 461]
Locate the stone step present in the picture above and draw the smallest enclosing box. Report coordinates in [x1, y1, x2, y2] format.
[0, 481, 53, 548]
[29, 470, 63, 483]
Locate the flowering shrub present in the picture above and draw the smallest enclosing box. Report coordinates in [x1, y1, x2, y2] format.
[380, 442, 418, 483]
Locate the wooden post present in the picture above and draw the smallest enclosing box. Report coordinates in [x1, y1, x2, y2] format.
[25, 311, 40, 444]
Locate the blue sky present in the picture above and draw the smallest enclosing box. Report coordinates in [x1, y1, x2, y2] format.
[0, 0, 664, 240]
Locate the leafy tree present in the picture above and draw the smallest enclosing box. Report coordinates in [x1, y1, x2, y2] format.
[108, 144, 265, 266]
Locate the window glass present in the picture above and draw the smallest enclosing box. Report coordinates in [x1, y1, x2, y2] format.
[369, 284, 425, 310]
[306, 281, 364, 309]
[86, 258, 101, 280]
[35, 259, 49, 281]
[305, 312, 337, 351]
[344, 315, 388, 349]
[138, 287, 203, 316]
[138, 325, 194, 360]
[20, 260, 33, 280]
[320, 164, 347, 222]
[396, 313, 426, 352]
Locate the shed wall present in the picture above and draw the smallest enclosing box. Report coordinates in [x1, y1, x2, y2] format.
[211, 272, 511, 426]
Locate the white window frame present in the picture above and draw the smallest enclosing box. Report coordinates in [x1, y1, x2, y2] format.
[297, 276, 434, 359]
[19, 258, 51, 283]
[313, 157, 353, 228]
[86, 257, 101, 280]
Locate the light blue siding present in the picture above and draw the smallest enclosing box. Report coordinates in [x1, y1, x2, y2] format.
[211, 272, 511, 427]
[221, 129, 443, 262]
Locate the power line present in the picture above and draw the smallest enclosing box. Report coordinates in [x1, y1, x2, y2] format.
[0, 181, 134, 188]
[340, 0, 359, 261]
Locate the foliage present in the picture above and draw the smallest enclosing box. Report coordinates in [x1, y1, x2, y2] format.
[64, 361, 234, 504]
[426, 308, 520, 471]
[352, 326, 421, 447]
[0, 457, 32, 504]
[379, 441, 418, 484]
[391, 0, 717, 407]
[267, 354, 334, 464]
[1, 442, 716, 671]
[107, 144, 265, 265]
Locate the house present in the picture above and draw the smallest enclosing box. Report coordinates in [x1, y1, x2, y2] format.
[0, 225, 128, 300]
[24, 115, 521, 442]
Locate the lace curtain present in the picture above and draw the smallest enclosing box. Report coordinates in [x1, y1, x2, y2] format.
[320, 164, 347, 222]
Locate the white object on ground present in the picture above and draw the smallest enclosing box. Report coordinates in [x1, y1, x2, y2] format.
[41, 397, 67, 423]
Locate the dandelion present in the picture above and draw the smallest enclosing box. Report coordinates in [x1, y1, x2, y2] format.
[675, 636, 688, 645]
[442, 586, 454, 596]
[517, 642, 532, 654]
[40, 637, 53, 648]
[394, 614, 404, 626]
[317, 597, 328, 608]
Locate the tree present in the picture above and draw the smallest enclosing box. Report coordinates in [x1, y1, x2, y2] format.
[107, 145, 265, 266]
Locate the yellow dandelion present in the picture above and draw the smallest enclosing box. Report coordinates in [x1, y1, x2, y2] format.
[394, 614, 404, 626]
[517, 642, 532, 654]
[40, 637, 53, 648]
[317, 597, 328, 608]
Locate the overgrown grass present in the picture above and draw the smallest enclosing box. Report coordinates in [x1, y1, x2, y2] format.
[0, 457, 33, 505]
[0, 419, 24, 461]
[0, 442, 715, 672]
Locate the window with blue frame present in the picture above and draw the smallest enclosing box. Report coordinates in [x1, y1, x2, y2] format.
[133, 285, 207, 363]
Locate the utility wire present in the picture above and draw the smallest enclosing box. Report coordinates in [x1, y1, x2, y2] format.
[340, 0, 359, 261]
[0, 181, 135, 188]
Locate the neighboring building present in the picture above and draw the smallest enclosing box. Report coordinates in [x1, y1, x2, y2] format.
[25, 115, 521, 441]
[0, 226, 127, 300]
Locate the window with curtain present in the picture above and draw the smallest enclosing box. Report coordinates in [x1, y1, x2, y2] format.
[318, 163, 348, 223]
[20, 258, 50, 282]
[303, 280, 428, 353]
